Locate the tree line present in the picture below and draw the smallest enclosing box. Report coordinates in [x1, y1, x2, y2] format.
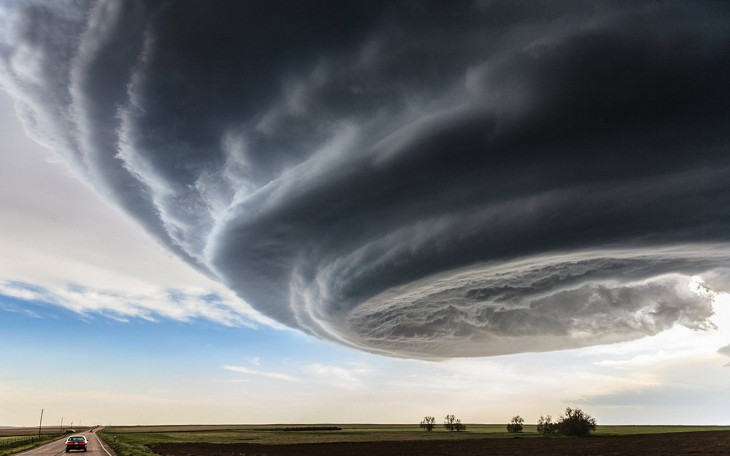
[420, 414, 466, 432]
[420, 407, 597, 437]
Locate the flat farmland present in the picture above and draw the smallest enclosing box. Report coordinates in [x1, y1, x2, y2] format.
[0, 427, 75, 437]
[99, 424, 730, 456]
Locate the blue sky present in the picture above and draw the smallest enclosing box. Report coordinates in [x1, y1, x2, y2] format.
[2, 1, 730, 428]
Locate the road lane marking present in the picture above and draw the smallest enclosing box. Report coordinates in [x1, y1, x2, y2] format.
[93, 434, 112, 456]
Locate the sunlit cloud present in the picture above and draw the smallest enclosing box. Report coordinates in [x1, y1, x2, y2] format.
[222, 365, 298, 382]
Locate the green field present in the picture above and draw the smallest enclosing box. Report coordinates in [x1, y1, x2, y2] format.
[0, 427, 92, 455]
[97, 424, 730, 456]
[0, 433, 67, 456]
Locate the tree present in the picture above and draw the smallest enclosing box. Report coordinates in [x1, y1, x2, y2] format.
[420, 416, 436, 431]
[557, 407, 597, 437]
[444, 414, 456, 431]
[506, 415, 524, 433]
[537, 415, 558, 435]
[444, 414, 464, 432]
[538, 408, 597, 437]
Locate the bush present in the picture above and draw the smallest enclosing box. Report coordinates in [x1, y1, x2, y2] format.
[506, 415, 524, 433]
[537, 408, 597, 437]
[558, 407, 597, 436]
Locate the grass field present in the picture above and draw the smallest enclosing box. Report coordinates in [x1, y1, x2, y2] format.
[97, 423, 730, 456]
[0, 427, 93, 456]
[0, 427, 82, 437]
[0, 432, 68, 456]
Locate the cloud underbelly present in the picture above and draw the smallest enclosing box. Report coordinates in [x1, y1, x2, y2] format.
[342, 251, 722, 358]
[210, 173, 728, 357]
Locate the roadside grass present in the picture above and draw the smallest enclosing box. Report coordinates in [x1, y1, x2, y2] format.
[98, 423, 730, 456]
[0, 433, 66, 456]
[98, 431, 159, 456]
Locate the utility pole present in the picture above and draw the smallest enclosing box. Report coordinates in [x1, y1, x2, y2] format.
[38, 409, 43, 438]
[61, 417, 64, 433]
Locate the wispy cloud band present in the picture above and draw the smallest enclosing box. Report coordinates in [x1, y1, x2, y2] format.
[0, 279, 257, 327]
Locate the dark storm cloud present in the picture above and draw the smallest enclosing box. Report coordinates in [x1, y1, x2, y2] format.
[2, 0, 730, 357]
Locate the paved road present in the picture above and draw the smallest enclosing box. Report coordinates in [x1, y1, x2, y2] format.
[14, 431, 114, 456]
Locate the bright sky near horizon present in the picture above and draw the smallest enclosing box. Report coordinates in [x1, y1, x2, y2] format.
[2, 0, 730, 427]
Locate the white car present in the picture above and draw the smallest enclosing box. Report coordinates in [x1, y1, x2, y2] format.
[64, 435, 88, 452]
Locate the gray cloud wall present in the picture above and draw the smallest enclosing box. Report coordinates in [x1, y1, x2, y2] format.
[1, 0, 729, 357]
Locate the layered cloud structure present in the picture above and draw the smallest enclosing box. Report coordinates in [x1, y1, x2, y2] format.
[2, 0, 729, 358]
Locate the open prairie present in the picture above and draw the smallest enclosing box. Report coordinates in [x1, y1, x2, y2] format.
[100, 425, 730, 456]
[0, 427, 75, 437]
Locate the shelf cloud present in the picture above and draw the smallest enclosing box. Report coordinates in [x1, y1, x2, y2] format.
[2, 0, 729, 358]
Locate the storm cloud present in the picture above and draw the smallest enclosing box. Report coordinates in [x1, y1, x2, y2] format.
[2, 0, 729, 358]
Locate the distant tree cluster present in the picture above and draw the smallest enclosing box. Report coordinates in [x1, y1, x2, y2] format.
[419, 414, 466, 432]
[420, 407, 596, 437]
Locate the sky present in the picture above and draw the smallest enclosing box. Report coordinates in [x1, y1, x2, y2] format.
[1, 0, 730, 426]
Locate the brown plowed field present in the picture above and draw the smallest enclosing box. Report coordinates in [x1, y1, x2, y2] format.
[148, 430, 730, 455]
